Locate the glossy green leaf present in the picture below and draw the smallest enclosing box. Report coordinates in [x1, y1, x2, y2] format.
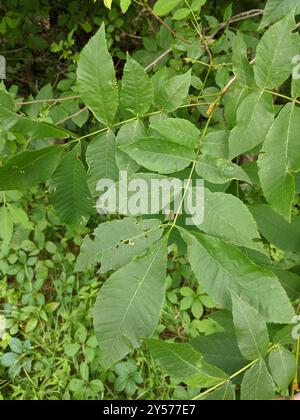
[77, 24, 118, 125]
[231, 293, 269, 361]
[258, 103, 300, 221]
[181, 230, 295, 324]
[94, 237, 168, 368]
[0, 146, 63, 191]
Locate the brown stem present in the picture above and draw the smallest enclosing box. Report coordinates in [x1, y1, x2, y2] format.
[208, 9, 264, 39]
[143, 1, 192, 45]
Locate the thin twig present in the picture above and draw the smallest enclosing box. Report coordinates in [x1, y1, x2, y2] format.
[207, 58, 255, 115]
[0, 46, 27, 54]
[143, 1, 192, 45]
[144, 48, 172, 72]
[57, 106, 88, 125]
[15, 95, 81, 106]
[292, 338, 300, 399]
[208, 9, 264, 39]
[193, 343, 277, 401]
[183, 0, 213, 64]
[121, 31, 143, 40]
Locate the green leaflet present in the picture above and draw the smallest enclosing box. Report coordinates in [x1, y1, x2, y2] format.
[0, 206, 13, 245]
[75, 217, 164, 273]
[154, 70, 191, 112]
[272, 269, 300, 302]
[254, 13, 299, 90]
[272, 325, 296, 347]
[223, 87, 248, 129]
[0, 87, 15, 111]
[196, 155, 252, 184]
[0, 146, 63, 191]
[208, 310, 235, 332]
[120, 0, 131, 13]
[116, 120, 145, 176]
[120, 137, 196, 174]
[242, 162, 261, 187]
[200, 382, 236, 400]
[150, 118, 200, 149]
[249, 204, 300, 252]
[74, 236, 99, 273]
[231, 34, 254, 87]
[172, 8, 191, 20]
[145, 339, 228, 388]
[0, 102, 73, 139]
[258, 102, 300, 222]
[260, 0, 300, 29]
[268, 346, 296, 394]
[228, 92, 274, 160]
[86, 130, 119, 197]
[192, 332, 246, 376]
[77, 24, 118, 126]
[153, 0, 184, 16]
[145, 340, 202, 380]
[50, 148, 93, 226]
[180, 229, 295, 324]
[120, 55, 153, 116]
[241, 359, 275, 401]
[199, 189, 265, 254]
[94, 237, 168, 368]
[103, 0, 112, 9]
[200, 130, 229, 159]
[231, 294, 269, 361]
[25, 84, 53, 119]
[7, 204, 33, 230]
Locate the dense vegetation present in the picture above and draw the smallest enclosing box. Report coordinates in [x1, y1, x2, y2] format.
[0, 0, 300, 401]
